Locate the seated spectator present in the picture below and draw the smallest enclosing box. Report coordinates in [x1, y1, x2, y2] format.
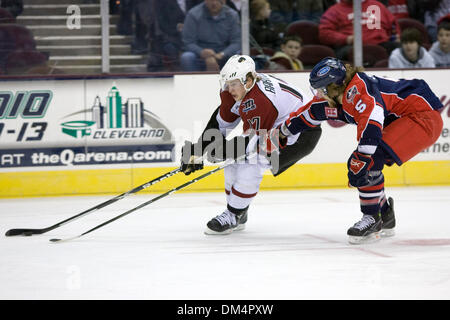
[428, 18, 450, 67]
[268, 0, 294, 31]
[147, 0, 186, 71]
[386, 0, 410, 19]
[1, 0, 23, 18]
[268, 1, 335, 28]
[227, 0, 242, 14]
[424, 0, 450, 43]
[319, 0, 400, 60]
[269, 35, 304, 70]
[250, 0, 281, 50]
[180, 0, 241, 71]
[295, 0, 329, 24]
[389, 27, 436, 68]
[116, 0, 150, 54]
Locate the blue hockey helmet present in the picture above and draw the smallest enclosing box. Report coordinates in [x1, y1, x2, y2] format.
[309, 57, 347, 96]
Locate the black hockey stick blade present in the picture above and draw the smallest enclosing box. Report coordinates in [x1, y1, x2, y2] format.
[5, 228, 50, 237]
[49, 158, 237, 243]
[5, 168, 182, 237]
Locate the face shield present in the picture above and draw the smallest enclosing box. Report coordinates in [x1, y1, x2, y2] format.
[310, 85, 328, 99]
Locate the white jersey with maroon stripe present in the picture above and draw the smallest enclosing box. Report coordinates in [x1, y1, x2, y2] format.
[217, 73, 305, 145]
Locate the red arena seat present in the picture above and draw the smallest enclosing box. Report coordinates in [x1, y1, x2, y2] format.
[5, 50, 48, 74]
[286, 20, 320, 45]
[299, 44, 336, 68]
[373, 58, 389, 68]
[0, 8, 15, 24]
[348, 44, 389, 68]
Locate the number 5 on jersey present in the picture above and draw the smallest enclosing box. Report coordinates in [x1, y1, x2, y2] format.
[355, 100, 367, 113]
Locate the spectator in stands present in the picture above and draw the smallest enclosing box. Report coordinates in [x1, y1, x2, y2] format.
[180, 0, 241, 71]
[147, 0, 186, 71]
[383, 0, 410, 19]
[424, 0, 450, 42]
[267, 0, 294, 31]
[227, 0, 242, 14]
[269, 35, 304, 70]
[250, 0, 281, 50]
[295, 0, 329, 24]
[0, 0, 23, 18]
[410, 0, 430, 22]
[116, 0, 135, 36]
[115, 0, 149, 54]
[319, 0, 399, 60]
[268, 1, 330, 29]
[428, 18, 450, 67]
[389, 27, 436, 68]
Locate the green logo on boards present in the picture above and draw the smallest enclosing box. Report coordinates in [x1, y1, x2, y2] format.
[61, 120, 96, 138]
[60, 85, 172, 142]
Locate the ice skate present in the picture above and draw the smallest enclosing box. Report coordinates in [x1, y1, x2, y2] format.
[204, 210, 247, 235]
[381, 197, 396, 237]
[347, 213, 382, 244]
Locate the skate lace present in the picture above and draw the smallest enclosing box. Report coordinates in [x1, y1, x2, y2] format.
[353, 215, 375, 230]
[215, 211, 236, 226]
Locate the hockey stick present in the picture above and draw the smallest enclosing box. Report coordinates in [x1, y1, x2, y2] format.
[49, 157, 239, 243]
[5, 168, 181, 237]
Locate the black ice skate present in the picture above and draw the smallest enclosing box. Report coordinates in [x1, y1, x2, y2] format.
[347, 213, 382, 244]
[205, 210, 247, 235]
[381, 197, 396, 237]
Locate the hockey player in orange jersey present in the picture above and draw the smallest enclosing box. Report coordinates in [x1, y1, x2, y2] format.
[180, 55, 322, 235]
[279, 57, 443, 244]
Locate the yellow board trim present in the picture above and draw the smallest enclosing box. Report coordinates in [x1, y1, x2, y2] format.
[1, 160, 449, 198]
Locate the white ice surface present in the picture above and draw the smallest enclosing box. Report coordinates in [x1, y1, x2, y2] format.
[1, 186, 449, 300]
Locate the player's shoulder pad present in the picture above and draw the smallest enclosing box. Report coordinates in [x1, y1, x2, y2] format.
[343, 72, 377, 105]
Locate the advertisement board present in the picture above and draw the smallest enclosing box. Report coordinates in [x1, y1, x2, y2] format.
[0, 70, 449, 197]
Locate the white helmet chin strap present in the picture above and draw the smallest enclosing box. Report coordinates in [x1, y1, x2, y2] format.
[243, 74, 257, 94]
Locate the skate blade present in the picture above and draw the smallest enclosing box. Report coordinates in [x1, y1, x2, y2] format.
[381, 228, 395, 237]
[348, 231, 381, 245]
[204, 224, 245, 235]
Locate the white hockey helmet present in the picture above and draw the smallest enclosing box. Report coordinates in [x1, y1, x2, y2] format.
[219, 54, 257, 91]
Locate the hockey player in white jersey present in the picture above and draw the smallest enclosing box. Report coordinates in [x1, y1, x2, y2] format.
[180, 55, 322, 234]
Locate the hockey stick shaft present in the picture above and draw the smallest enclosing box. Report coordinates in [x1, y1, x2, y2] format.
[50, 158, 236, 242]
[5, 168, 181, 237]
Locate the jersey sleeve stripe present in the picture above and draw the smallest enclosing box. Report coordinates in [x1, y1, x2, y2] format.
[368, 119, 383, 130]
[357, 144, 377, 155]
[303, 110, 322, 126]
[279, 83, 304, 101]
[300, 114, 319, 127]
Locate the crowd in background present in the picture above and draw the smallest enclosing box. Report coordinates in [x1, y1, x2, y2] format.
[0, 0, 449, 75]
[112, 0, 450, 72]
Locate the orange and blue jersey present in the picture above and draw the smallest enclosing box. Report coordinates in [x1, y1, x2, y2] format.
[282, 72, 443, 158]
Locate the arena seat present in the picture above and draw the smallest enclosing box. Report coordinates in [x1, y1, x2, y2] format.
[0, 24, 36, 51]
[250, 47, 275, 57]
[286, 20, 320, 45]
[348, 44, 389, 68]
[299, 44, 336, 69]
[373, 58, 389, 68]
[5, 50, 48, 74]
[270, 56, 293, 70]
[0, 8, 15, 24]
